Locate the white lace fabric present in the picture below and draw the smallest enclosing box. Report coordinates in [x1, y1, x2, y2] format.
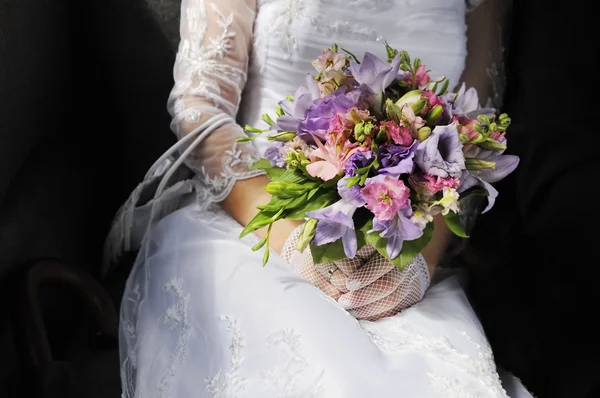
[282, 225, 430, 321]
[168, 0, 264, 209]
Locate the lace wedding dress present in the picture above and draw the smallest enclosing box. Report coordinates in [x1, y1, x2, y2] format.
[116, 0, 534, 396]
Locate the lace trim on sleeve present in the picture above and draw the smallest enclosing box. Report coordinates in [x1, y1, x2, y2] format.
[167, 0, 264, 212]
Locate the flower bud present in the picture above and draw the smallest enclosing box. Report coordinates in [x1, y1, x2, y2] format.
[268, 131, 296, 141]
[479, 139, 507, 152]
[296, 219, 318, 252]
[395, 90, 423, 108]
[417, 126, 432, 141]
[465, 158, 496, 170]
[425, 104, 443, 124]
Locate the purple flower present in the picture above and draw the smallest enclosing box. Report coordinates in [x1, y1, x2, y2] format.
[370, 206, 423, 259]
[349, 52, 400, 107]
[458, 149, 520, 213]
[415, 124, 465, 178]
[378, 141, 418, 178]
[264, 142, 285, 167]
[307, 199, 359, 258]
[444, 83, 495, 119]
[344, 150, 374, 176]
[275, 74, 320, 133]
[337, 178, 365, 207]
[298, 89, 361, 140]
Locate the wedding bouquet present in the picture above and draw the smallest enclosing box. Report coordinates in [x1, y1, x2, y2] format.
[238, 43, 519, 268]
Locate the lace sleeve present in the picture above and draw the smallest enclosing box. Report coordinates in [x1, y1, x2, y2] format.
[461, 0, 511, 109]
[168, 0, 264, 208]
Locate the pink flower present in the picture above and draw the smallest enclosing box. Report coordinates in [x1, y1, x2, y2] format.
[307, 135, 361, 181]
[381, 120, 413, 146]
[312, 50, 347, 95]
[361, 175, 410, 221]
[490, 130, 505, 141]
[400, 104, 425, 136]
[452, 115, 481, 142]
[404, 65, 431, 89]
[409, 173, 459, 198]
[422, 90, 444, 109]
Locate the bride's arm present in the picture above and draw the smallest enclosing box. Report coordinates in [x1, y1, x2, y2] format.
[460, 0, 512, 109]
[169, 0, 300, 253]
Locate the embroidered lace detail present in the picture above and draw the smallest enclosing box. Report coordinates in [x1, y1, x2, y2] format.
[360, 313, 508, 397]
[206, 317, 324, 397]
[206, 316, 249, 397]
[120, 283, 142, 398]
[309, 15, 385, 43]
[167, 0, 265, 213]
[262, 0, 306, 60]
[157, 278, 192, 397]
[261, 329, 325, 397]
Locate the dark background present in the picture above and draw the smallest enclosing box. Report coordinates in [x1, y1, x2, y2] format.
[0, 0, 181, 396]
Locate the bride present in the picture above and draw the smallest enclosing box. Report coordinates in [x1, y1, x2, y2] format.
[112, 0, 533, 396]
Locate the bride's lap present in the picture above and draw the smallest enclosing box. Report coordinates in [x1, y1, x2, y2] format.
[120, 204, 524, 396]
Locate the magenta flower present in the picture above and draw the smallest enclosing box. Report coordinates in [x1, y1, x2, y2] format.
[361, 175, 410, 221]
[307, 199, 359, 258]
[414, 124, 465, 178]
[370, 205, 423, 259]
[403, 65, 431, 89]
[409, 172, 459, 199]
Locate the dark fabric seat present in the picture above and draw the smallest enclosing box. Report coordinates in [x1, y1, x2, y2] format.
[0, 0, 181, 396]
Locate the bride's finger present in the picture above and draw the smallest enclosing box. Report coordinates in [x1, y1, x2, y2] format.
[314, 262, 349, 293]
[345, 256, 395, 291]
[337, 269, 401, 310]
[295, 260, 342, 300]
[348, 285, 407, 320]
[334, 245, 378, 276]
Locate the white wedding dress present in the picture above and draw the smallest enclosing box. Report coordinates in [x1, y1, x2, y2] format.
[115, 0, 534, 396]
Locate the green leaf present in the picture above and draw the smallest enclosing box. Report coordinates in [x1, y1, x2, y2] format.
[443, 211, 469, 238]
[249, 158, 286, 180]
[279, 169, 310, 184]
[362, 221, 434, 271]
[285, 190, 338, 220]
[239, 208, 284, 238]
[310, 239, 346, 264]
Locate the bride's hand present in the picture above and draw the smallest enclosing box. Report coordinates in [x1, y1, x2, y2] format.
[338, 253, 430, 321]
[281, 226, 430, 320]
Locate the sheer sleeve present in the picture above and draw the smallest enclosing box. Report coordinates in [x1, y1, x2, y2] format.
[460, 0, 512, 109]
[167, 0, 264, 209]
[442, 0, 512, 263]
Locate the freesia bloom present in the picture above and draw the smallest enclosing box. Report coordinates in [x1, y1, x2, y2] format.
[415, 124, 465, 178]
[410, 203, 435, 230]
[307, 199, 359, 258]
[370, 205, 423, 259]
[307, 135, 361, 181]
[445, 83, 495, 119]
[313, 49, 348, 96]
[434, 187, 460, 215]
[361, 175, 410, 221]
[378, 141, 418, 178]
[349, 52, 400, 107]
[281, 136, 313, 158]
[458, 148, 520, 212]
[276, 74, 320, 133]
[337, 177, 365, 207]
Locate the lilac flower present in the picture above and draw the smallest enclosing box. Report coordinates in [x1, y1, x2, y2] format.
[349, 52, 400, 107]
[370, 205, 423, 259]
[307, 199, 359, 258]
[458, 149, 520, 213]
[298, 89, 361, 139]
[378, 141, 418, 178]
[275, 75, 320, 133]
[444, 83, 495, 119]
[337, 178, 365, 207]
[344, 149, 374, 176]
[414, 124, 465, 178]
[264, 142, 285, 167]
